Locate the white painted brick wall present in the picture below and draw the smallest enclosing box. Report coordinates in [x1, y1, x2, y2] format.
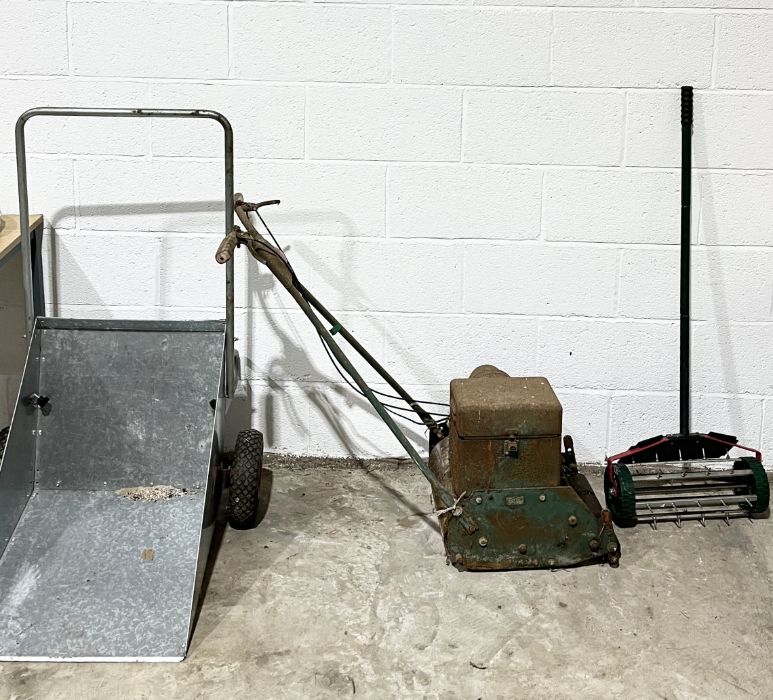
[542, 169, 680, 243]
[70, 2, 229, 79]
[147, 83, 306, 159]
[699, 173, 773, 245]
[626, 91, 773, 168]
[0, 0, 771, 466]
[308, 85, 462, 161]
[388, 165, 542, 239]
[552, 12, 715, 88]
[0, 2, 68, 76]
[715, 14, 773, 89]
[392, 8, 551, 86]
[464, 243, 620, 316]
[464, 90, 625, 165]
[231, 5, 391, 83]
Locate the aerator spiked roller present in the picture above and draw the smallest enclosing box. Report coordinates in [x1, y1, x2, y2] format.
[604, 87, 769, 529]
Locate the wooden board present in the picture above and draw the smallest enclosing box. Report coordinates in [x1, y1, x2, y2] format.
[0, 215, 43, 263]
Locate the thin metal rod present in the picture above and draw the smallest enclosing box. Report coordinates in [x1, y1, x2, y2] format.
[632, 470, 751, 483]
[680, 86, 693, 435]
[15, 107, 237, 398]
[639, 511, 751, 523]
[636, 494, 755, 508]
[635, 484, 746, 497]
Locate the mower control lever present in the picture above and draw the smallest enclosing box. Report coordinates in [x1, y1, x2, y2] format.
[237, 199, 281, 212]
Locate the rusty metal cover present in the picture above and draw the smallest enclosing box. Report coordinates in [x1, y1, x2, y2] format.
[450, 372, 561, 438]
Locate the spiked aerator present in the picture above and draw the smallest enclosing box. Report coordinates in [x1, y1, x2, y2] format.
[604, 87, 769, 528]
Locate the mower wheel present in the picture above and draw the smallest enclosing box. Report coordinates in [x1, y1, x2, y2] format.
[228, 429, 264, 530]
[0, 426, 8, 463]
[604, 464, 637, 527]
[734, 457, 769, 516]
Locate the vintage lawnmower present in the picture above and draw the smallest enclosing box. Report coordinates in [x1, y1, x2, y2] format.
[604, 87, 769, 528]
[215, 196, 621, 569]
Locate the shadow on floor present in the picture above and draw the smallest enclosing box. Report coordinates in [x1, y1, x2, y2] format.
[361, 464, 440, 535]
[191, 468, 275, 640]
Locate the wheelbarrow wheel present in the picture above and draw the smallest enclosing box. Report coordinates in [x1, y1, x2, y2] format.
[228, 429, 264, 530]
[0, 426, 8, 463]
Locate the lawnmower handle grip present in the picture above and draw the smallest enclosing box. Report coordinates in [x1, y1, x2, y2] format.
[681, 86, 693, 127]
[215, 229, 239, 264]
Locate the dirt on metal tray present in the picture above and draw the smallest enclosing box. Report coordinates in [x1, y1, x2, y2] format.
[115, 486, 188, 502]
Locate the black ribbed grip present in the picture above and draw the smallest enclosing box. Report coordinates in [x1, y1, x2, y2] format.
[681, 86, 693, 126]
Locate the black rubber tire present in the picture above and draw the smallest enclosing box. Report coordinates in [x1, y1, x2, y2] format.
[0, 426, 8, 464]
[228, 429, 264, 530]
[604, 464, 637, 527]
[734, 457, 770, 515]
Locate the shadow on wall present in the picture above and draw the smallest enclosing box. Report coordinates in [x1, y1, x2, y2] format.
[243, 260, 429, 457]
[47, 200, 223, 316]
[47, 201, 258, 448]
[45, 200, 435, 457]
[693, 118, 744, 440]
[291, 237, 451, 389]
[236, 201, 437, 456]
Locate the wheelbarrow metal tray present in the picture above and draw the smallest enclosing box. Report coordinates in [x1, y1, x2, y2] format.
[0, 318, 226, 662]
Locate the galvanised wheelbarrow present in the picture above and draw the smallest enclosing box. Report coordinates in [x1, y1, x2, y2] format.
[0, 108, 261, 662]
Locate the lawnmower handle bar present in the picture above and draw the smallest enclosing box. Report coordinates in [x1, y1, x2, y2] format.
[15, 107, 237, 398]
[219, 196, 478, 533]
[222, 196, 446, 440]
[216, 201, 281, 264]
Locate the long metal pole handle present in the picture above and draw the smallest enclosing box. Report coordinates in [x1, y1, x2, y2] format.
[680, 86, 693, 435]
[15, 107, 236, 397]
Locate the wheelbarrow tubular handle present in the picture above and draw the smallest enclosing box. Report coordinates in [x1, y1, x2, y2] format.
[679, 87, 693, 435]
[15, 107, 237, 398]
[233, 202, 477, 533]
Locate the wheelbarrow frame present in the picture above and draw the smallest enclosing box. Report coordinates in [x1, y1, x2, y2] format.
[15, 106, 237, 398]
[0, 108, 239, 661]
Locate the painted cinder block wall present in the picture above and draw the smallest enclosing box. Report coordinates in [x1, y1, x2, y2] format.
[1, 0, 771, 464]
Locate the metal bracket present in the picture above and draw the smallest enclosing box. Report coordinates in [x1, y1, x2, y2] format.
[505, 435, 519, 458]
[23, 393, 51, 416]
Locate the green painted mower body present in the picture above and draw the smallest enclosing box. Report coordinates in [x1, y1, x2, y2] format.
[430, 366, 619, 570]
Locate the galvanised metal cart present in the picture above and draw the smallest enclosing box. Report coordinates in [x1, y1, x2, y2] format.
[0, 107, 249, 662]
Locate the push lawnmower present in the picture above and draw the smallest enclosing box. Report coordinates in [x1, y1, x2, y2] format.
[216, 195, 621, 570]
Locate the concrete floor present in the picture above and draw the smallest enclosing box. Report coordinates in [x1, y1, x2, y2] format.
[2, 456, 772, 699]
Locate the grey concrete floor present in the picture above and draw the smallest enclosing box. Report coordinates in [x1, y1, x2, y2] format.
[2, 456, 772, 699]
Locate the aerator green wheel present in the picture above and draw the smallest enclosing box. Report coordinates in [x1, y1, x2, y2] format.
[734, 457, 769, 517]
[605, 464, 637, 527]
[228, 429, 264, 530]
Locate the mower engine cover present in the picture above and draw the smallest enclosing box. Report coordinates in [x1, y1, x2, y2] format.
[429, 366, 619, 570]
